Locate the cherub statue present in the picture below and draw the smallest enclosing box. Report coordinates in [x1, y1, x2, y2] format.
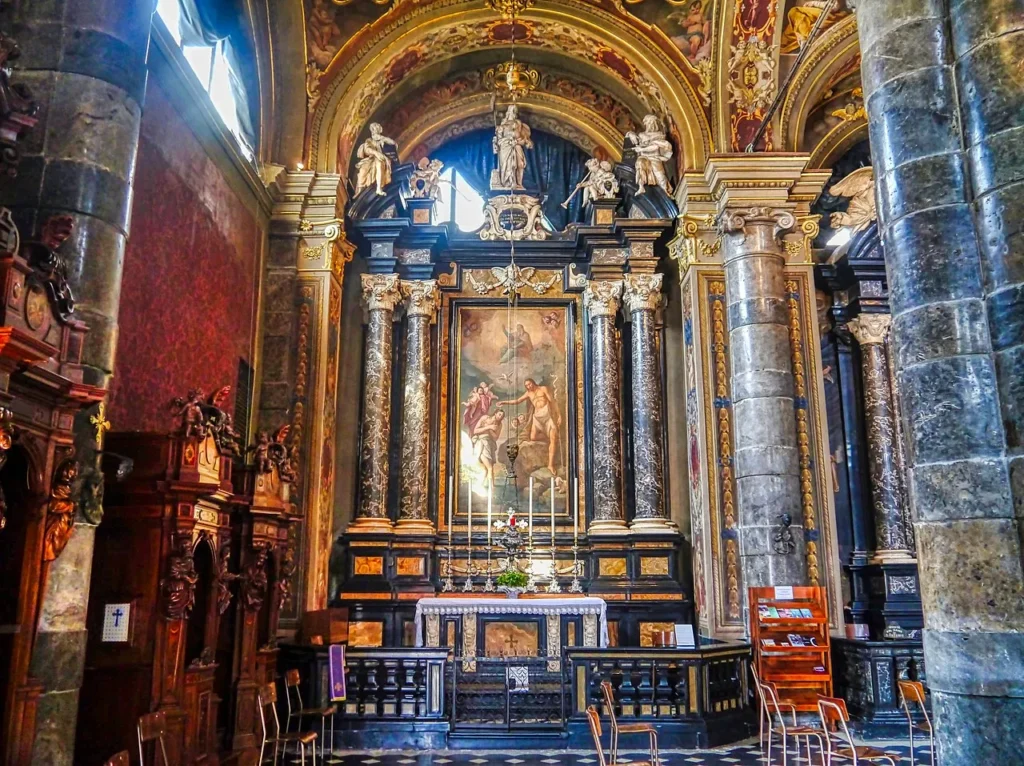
[563, 158, 620, 209]
[249, 430, 273, 474]
[354, 122, 398, 196]
[409, 157, 445, 200]
[626, 115, 674, 195]
[828, 166, 876, 232]
[170, 389, 206, 438]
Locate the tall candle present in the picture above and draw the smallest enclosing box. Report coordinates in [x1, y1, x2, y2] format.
[448, 476, 453, 543]
[528, 477, 534, 547]
[550, 477, 555, 547]
[487, 486, 492, 545]
[573, 478, 579, 543]
[468, 479, 473, 557]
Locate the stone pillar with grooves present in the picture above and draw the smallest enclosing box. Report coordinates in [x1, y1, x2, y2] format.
[623, 273, 675, 532]
[396, 279, 439, 534]
[847, 313, 912, 561]
[719, 207, 808, 594]
[857, 0, 1024, 757]
[584, 279, 626, 534]
[351, 273, 402, 532]
[0, 2, 155, 762]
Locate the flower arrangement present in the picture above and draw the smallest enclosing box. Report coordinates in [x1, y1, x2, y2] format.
[496, 569, 528, 589]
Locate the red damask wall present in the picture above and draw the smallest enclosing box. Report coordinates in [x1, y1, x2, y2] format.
[107, 80, 261, 432]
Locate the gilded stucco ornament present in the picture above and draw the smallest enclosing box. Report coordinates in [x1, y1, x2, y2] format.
[831, 87, 865, 123]
[718, 207, 796, 238]
[626, 115, 673, 195]
[467, 264, 557, 295]
[583, 279, 623, 321]
[828, 166, 876, 232]
[847, 313, 890, 346]
[479, 195, 550, 242]
[623, 273, 664, 314]
[360, 273, 403, 312]
[401, 279, 440, 318]
[727, 35, 776, 113]
[42, 457, 79, 562]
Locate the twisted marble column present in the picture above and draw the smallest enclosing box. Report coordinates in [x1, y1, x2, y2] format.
[623, 274, 674, 532]
[848, 314, 912, 561]
[396, 279, 439, 534]
[584, 280, 626, 534]
[719, 208, 807, 592]
[352, 273, 402, 532]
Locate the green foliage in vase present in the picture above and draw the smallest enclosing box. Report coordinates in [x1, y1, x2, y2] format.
[496, 569, 528, 588]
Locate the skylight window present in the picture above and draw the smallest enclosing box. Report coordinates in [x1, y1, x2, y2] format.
[436, 168, 486, 232]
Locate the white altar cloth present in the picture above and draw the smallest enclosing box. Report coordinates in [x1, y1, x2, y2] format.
[414, 596, 609, 647]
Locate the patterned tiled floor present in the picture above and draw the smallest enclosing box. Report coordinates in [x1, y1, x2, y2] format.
[267, 740, 932, 765]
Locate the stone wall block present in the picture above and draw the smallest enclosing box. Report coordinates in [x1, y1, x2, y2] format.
[59, 27, 149, 104]
[967, 125, 1024, 196]
[725, 251, 785, 300]
[45, 73, 142, 181]
[855, 0, 945, 53]
[3, 17, 64, 71]
[39, 160, 134, 235]
[950, 0, 1024, 54]
[732, 369, 794, 402]
[924, 629, 1024, 696]
[866, 66, 962, 171]
[861, 16, 946, 95]
[30, 689, 80, 766]
[878, 151, 969, 224]
[898, 355, 1004, 463]
[976, 188, 1024, 297]
[931, 691, 1024, 764]
[735, 474, 803, 526]
[65, 0, 157, 53]
[916, 518, 1024, 632]
[36, 524, 95, 632]
[910, 457, 1014, 522]
[996, 345, 1024, 450]
[727, 297, 787, 328]
[954, 32, 1024, 149]
[732, 444, 800, 479]
[28, 630, 87, 693]
[891, 300, 990, 369]
[884, 205, 982, 314]
[733, 397, 799, 451]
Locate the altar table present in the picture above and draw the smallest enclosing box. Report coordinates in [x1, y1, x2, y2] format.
[414, 596, 610, 652]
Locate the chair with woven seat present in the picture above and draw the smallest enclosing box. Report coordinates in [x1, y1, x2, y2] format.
[258, 681, 318, 765]
[897, 680, 933, 766]
[600, 679, 659, 765]
[817, 695, 897, 766]
[104, 751, 130, 766]
[760, 679, 824, 766]
[136, 711, 168, 766]
[587, 706, 657, 766]
[284, 668, 337, 758]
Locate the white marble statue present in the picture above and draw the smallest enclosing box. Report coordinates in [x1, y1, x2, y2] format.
[828, 166, 876, 232]
[409, 157, 445, 200]
[626, 115, 674, 195]
[355, 122, 398, 196]
[562, 158, 620, 208]
[492, 105, 533, 190]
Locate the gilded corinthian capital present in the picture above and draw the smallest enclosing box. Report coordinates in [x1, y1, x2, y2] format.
[848, 313, 891, 346]
[718, 207, 796, 237]
[583, 279, 622, 321]
[622, 273, 664, 314]
[361, 273, 402, 312]
[401, 279, 440, 319]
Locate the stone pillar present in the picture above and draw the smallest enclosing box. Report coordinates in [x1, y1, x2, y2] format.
[623, 273, 675, 532]
[719, 208, 808, 592]
[847, 314, 912, 561]
[396, 279, 438, 535]
[858, 1, 1024, 758]
[583, 279, 627, 534]
[350, 273, 402, 533]
[0, 2, 154, 762]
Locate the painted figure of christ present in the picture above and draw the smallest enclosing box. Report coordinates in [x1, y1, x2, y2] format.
[498, 378, 561, 475]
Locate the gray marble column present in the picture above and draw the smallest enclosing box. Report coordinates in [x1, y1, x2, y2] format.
[0, 3, 155, 762]
[858, 1, 1024, 758]
[396, 279, 438, 534]
[623, 274, 675, 532]
[584, 280, 627, 534]
[847, 314, 912, 561]
[352, 273, 402, 532]
[719, 208, 808, 593]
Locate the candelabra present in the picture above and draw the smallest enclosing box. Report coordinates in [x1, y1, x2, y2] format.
[484, 542, 495, 592]
[461, 558, 475, 592]
[547, 547, 562, 593]
[569, 544, 583, 593]
[525, 542, 538, 592]
[442, 544, 455, 592]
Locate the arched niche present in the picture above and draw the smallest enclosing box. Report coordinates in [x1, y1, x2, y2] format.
[186, 535, 218, 666]
[257, 550, 279, 649]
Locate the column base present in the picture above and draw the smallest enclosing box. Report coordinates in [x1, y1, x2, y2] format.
[394, 518, 435, 535]
[347, 516, 395, 534]
[588, 518, 630, 535]
[629, 517, 679, 534]
[870, 549, 916, 565]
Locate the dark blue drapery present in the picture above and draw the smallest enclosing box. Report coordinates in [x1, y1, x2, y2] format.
[431, 127, 590, 230]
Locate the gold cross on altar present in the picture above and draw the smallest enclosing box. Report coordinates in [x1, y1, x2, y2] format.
[90, 402, 111, 445]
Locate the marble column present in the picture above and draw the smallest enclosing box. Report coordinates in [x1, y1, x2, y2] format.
[858, 0, 1024, 758]
[584, 280, 627, 534]
[847, 314, 912, 561]
[351, 273, 402, 533]
[719, 208, 808, 591]
[623, 274, 675, 532]
[396, 279, 439, 535]
[0, 2, 155, 762]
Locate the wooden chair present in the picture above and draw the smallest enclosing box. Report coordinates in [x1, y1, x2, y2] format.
[817, 695, 897, 766]
[600, 679, 659, 765]
[103, 751, 130, 766]
[136, 711, 168, 766]
[284, 668, 337, 758]
[258, 682, 318, 765]
[586, 706, 656, 766]
[760, 680, 824, 766]
[897, 681, 933, 766]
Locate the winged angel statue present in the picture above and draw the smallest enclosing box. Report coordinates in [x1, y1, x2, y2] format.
[828, 166, 876, 232]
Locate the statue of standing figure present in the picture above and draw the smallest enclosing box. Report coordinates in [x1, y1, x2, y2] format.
[626, 114, 674, 195]
[492, 105, 533, 190]
[355, 122, 398, 196]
